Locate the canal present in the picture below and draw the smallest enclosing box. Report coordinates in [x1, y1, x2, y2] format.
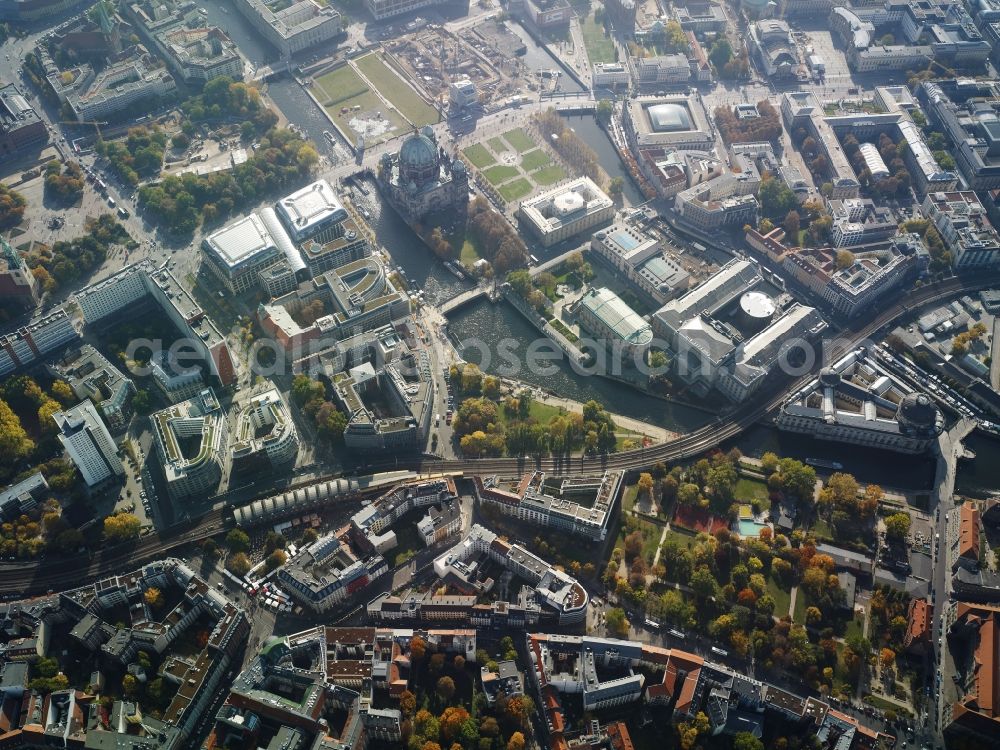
[729, 424, 938, 491]
[198, 4, 708, 431]
[955, 432, 1000, 498]
[558, 114, 645, 207]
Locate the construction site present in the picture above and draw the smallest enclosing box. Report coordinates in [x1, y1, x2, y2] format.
[381, 20, 535, 111]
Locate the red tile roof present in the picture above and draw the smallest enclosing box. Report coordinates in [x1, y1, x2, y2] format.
[959, 503, 982, 562]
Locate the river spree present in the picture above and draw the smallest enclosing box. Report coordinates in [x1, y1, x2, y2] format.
[956, 432, 1000, 498]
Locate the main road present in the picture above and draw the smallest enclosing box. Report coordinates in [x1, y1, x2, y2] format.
[0, 273, 993, 596]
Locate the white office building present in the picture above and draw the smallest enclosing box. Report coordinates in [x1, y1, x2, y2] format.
[53, 401, 123, 487]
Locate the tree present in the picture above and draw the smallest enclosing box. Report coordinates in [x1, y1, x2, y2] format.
[103, 513, 141, 542]
[783, 210, 800, 239]
[264, 549, 288, 571]
[226, 528, 250, 552]
[49, 380, 76, 406]
[480, 717, 500, 737]
[143, 587, 164, 608]
[482, 376, 500, 400]
[818, 472, 859, 516]
[0, 183, 26, 228]
[710, 38, 734, 71]
[400, 690, 416, 717]
[777, 458, 817, 501]
[441, 706, 471, 741]
[605, 607, 629, 636]
[226, 552, 251, 577]
[880, 647, 895, 669]
[507, 733, 525, 750]
[690, 567, 719, 600]
[264, 531, 286, 553]
[410, 635, 426, 662]
[623, 530, 644, 561]
[596, 99, 613, 123]
[836, 250, 855, 269]
[637, 472, 654, 501]
[429, 653, 446, 675]
[733, 732, 765, 750]
[608, 177, 624, 199]
[0, 399, 33, 467]
[677, 482, 701, 506]
[758, 175, 798, 219]
[436, 675, 456, 702]
[315, 402, 348, 441]
[291, 374, 324, 405]
[884, 512, 911, 540]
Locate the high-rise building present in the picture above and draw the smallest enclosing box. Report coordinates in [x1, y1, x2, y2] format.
[52, 401, 123, 487]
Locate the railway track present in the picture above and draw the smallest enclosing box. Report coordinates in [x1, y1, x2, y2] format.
[0, 274, 989, 595]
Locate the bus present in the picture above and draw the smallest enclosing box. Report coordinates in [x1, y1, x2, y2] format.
[644, 618, 661, 631]
[668, 629, 686, 640]
[529, 255, 539, 265]
[710, 646, 729, 657]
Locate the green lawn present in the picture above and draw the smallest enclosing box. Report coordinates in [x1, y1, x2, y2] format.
[812, 517, 834, 541]
[355, 53, 439, 126]
[845, 615, 865, 641]
[766, 576, 792, 618]
[793, 588, 807, 624]
[580, 13, 616, 64]
[531, 164, 566, 186]
[616, 516, 662, 564]
[498, 177, 533, 202]
[503, 128, 535, 154]
[622, 484, 639, 513]
[735, 477, 769, 503]
[521, 149, 551, 171]
[459, 238, 481, 265]
[483, 164, 520, 185]
[662, 527, 697, 549]
[314, 66, 407, 144]
[462, 143, 495, 169]
[488, 136, 508, 153]
[495, 399, 565, 428]
[391, 522, 426, 566]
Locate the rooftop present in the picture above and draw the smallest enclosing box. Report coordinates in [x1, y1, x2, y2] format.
[578, 287, 653, 347]
[203, 212, 284, 272]
[276, 179, 348, 239]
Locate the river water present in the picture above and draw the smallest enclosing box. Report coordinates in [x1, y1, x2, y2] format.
[955, 432, 1000, 498]
[190, 2, 989, 465]
[197, 3, 709, 430]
